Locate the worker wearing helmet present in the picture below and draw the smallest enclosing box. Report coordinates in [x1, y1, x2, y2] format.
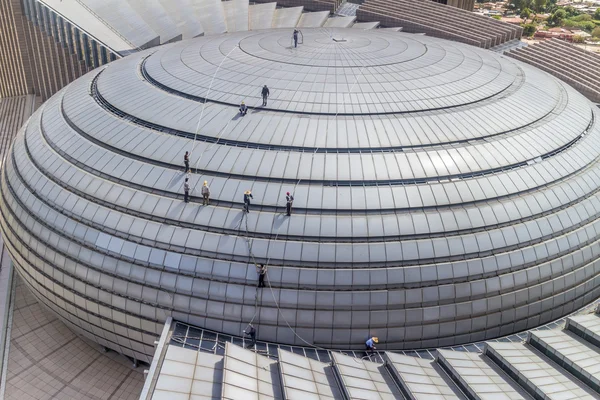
[201, 180, 210, 205]
[365, 336, 378, 352]
[239, 101, 248, 116]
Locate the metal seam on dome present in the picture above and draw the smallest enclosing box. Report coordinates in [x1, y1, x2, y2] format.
[88, 70, 596, 186]
[20, 126, 600, 268]
[8, 142, 600, 298]
[135, 60, 559, 153]
[5, 197, 600, 332]
[6, 252, 157, 358]
[148, 36, 515, 116]
[17, 285, 155, 360]
[8, 222, 600, 347]
[1, 226, 162, 337]
[39, 100, 600, 245]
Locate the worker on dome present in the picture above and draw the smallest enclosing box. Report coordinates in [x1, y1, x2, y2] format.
[239, 101, 248, 116]
[365, 336, 378, 352]
[183, 177, 190, 203]
[285, 191, 294, 216]
[201, 181, 210, 205]
[244, 324, 256, 348]
[243, 190, 253, 213]
[184, 151, 190, 172]
[261, 85, 270, 106]
[257, 264, 267, 288]
[293, 29, 299, 48]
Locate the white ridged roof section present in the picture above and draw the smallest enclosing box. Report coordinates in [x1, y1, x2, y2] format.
[324, 16, 357, 27]
[38, 0, 135, 53]
[351, 21, 380, 29]
[331, 352, 403, 399]
[78, 0, 160, 49]
[436, 349, 528, 400]
[297, 11, 329, 28]
[277, 349, 343, 399]
[529, 330, 600, 390]
[126, 0, 181, 44]
[222, 343, 283, 399]
[485, 342, 597, 400]
[223, 0, 249, 32]
[192, 0, 228, 35]
[384, 352, 462, 399]
[272, 6, 303, 28]
[157, 0, 205, 39]
[249, 2, 277, 30]
[151, 346, 224, 399]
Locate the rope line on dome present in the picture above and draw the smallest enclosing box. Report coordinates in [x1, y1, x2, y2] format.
[189, 44, 240, 158]
[234, 34, 385, 363]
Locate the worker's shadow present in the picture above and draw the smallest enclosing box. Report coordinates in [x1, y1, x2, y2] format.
[167, 172, 187, 190]
[230, 210, 246, 230]
[166, 199, 185, 218]
[272, 213, 287, 230]
[231, 114, 244, 121]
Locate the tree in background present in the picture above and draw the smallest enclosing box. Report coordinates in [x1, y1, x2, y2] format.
[521, 7, 532, 20]
[508, 0, 533, 12]
[522, 23, 537, 36]
[534, 0, 546, 12]
[563, 6, 580, 17]
[594, 8, 600, 20]
[545, 0, 558, 13]
[547, 8, 566, 26]
[592, 27, 600, 38]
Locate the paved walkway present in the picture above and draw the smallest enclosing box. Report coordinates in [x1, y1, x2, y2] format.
[0, 94, 145, 400]
[3, 276, 145, 400]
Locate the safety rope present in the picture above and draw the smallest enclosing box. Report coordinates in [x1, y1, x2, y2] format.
[239, 30, 377, 359]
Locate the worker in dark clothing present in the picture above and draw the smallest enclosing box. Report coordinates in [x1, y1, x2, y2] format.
[285, 191, 294, 216]
[243, 190, 253, 213]
[257, 264, 267, 288]
[293, 29, 299, 48]
[184, 178, 190, 203]
[184, 151, 190, 172]
[261, 85, 270, 106]
[244, 324, 256, 348]
[239, 101, 248, 116]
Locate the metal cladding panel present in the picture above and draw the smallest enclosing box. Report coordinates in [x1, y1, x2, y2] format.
[38, 0, 134, 52]
[157, 0, 205, 38]
[192, 0, 227, 35]
[437, 349, 527, 400]
[485, 342, 597, 400]
[79, 0, 160, 49]
[323, 16, 357, 28]
[351, 21, 380, 29]
[384, 351, 461, 399]
[278, 348, 343, 399]
[297, 11, 329, 28]
[1, 28, 599, 361]
[272, 6, 303, 28]
[248, 2, 277, 30]
[223, 0, 249, 32]
[126, 0, 181, 44]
